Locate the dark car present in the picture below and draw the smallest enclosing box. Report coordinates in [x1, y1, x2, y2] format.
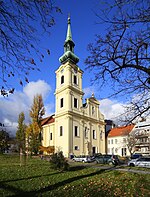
[95, 154, 119, 165]
[92, 153, 102, 158]
[131, 153, 142, 159]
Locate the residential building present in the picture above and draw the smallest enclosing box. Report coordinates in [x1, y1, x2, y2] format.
[41, 16, 105, 157]
[107, 124, 134, 157]
[131, 120, 150, 155]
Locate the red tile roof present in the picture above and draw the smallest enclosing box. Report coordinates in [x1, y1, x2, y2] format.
[108, 124, 135, 137]
[41, 115, 55, 126]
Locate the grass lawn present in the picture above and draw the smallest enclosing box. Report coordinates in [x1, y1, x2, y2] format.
[0, 154, 150, 197]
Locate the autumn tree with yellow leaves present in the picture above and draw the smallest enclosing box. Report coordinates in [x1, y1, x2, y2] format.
[26, 94, 45, 154]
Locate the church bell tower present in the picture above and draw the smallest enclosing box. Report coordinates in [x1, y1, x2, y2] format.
[54, 16, 84, 157]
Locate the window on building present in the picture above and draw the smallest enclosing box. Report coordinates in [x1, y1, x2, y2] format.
[61, 75, 64, 84]
[111, 139, 113, 144]
[112, 148, 114, 154]
[93, 130, 96, 139]
[60, 98, 64, 108]
[123, 138, 126, 143]
[74, 146, 79, 150]
[92, 106, 95, 115]
[115, 139, 117, 144]
[92, 147, 96, 154]
[60, 126, 63, 136]
[74, 98, 78, 108]
[74, 75, 77, 84]
[121, 148, 127, 156]
[74, 126, 79, 137]
[115, 148, 118, 153]
[146, 138, 148, 142]
[50, 133, 52, 140]
[108, 140, 110, 144]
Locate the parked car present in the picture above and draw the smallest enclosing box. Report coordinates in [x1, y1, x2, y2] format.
[95, 154, 119, 165]
[72, 155, 95, 163]
[128, 157, 150, 168]
[92, 153, 102, 158]
[131, 153, 142, 159]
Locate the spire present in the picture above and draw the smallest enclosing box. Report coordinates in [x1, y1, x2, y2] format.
[59, 15, 79, 64]
[66, 14, 72, 42]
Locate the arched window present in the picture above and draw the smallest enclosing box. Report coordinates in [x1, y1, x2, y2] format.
[73, 75, 77, 84]
[61, 75, 64, 84]
[60, 98, 64, 108]
[74, 98, 78, 108]
[60, 126, 63, 136]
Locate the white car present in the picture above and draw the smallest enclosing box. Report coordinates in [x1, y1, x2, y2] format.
[128, 157, 150, 168]
[72, 155, 94, 163]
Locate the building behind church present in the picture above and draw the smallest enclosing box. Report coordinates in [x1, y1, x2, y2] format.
[41, 17, 105, 157]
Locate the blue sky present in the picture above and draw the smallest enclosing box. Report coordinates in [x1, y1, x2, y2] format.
[0, 0, 126, 135]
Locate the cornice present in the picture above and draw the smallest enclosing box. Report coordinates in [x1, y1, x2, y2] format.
[55, 110, 105, 125]
[55, 85, 84, 95]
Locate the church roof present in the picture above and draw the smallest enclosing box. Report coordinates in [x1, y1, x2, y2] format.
[108, 124, 135, 137]
[41, 115, 55, 126]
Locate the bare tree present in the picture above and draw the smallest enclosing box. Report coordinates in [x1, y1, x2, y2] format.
[0, 0, 61, 96]
[85, 0, 150, 123]
[126, 133, 138, 156]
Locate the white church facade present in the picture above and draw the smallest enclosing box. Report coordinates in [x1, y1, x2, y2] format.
[41, 17, 105, 157]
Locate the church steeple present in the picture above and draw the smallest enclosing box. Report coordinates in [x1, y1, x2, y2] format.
[59, 15, 79, 64]
[65, 15, 72, 43]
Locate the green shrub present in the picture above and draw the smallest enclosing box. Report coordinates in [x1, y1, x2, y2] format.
[50, 151, 69, 171]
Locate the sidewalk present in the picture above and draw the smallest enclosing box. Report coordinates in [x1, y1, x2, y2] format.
[69, 161, 150, 174]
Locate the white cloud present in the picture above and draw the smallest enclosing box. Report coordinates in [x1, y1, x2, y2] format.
[99, 98, 126, 122]
[83, 86, 97, 99]
[44, 103, 55, 117]
[0, 80, 52, 136]
[23, 80, 51, 102]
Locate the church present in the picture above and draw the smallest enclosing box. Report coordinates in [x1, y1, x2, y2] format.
[41, 16, 106, 157]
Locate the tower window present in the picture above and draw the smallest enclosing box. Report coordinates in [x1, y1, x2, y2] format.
[73, 75, 77, 84]
[61, 75, 64, 84]
[74, 98, 78, 108]
[60, 98, 64, 108]
[74, 126, 79, 137]
[93, 130, 96, 139]
[60, 126, 63, 136]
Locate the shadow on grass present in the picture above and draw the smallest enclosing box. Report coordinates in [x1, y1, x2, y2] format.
[1, 164, 116, 196]
[69, 165, 87, 171]
[12, 168, 111, 196]
[0, 171, 61, 184]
